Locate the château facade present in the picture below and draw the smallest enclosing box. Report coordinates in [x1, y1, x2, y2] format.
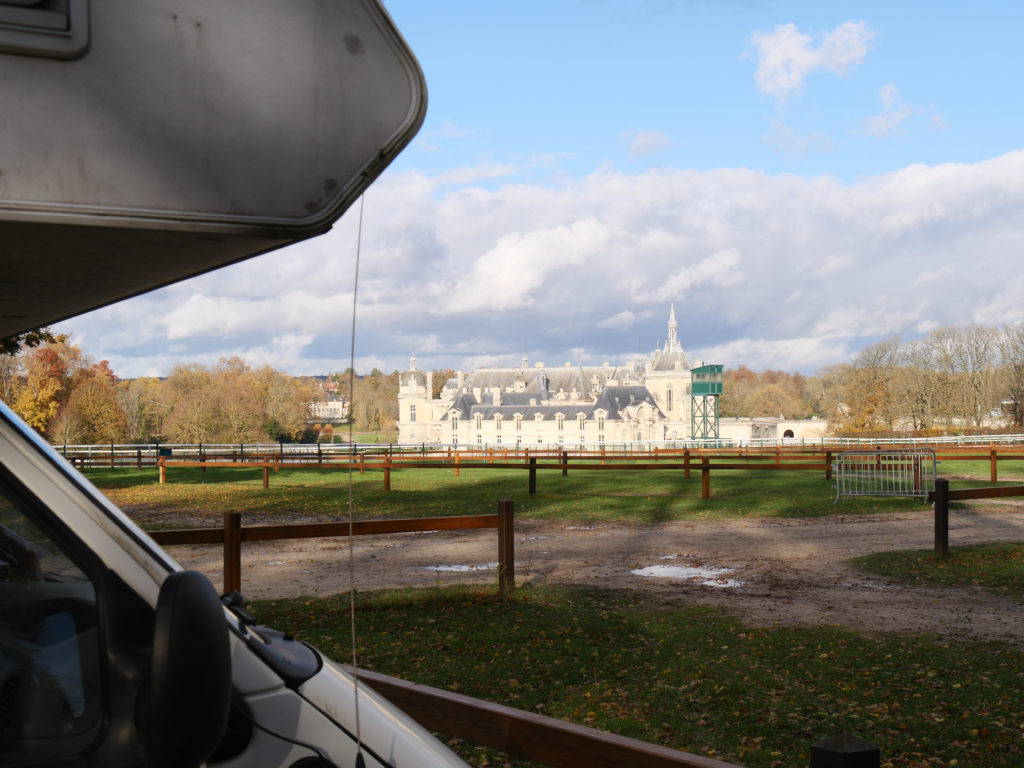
[397, 306, 708, 447]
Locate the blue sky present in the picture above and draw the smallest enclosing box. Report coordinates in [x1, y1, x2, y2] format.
[60, 0, 1024, 377]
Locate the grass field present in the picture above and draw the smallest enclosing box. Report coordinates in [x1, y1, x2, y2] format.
[252, 585, 1024, 768]
[856, 542, 1024, 594]
[85, 458, 1024, 766]
[84, 462, 926, 527]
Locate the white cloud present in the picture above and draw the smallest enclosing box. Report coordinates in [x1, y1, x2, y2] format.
[621, 130, 673, 158]
[913, 265, 955, 285]
[866, 83, 912, 136]
[434, 162, 519, 187]
[748, 21, 877, 101]
[597, 310, 652, 330]
[692, 335, 852, 374]
[631, 249, 744, 303]
[439, 219, 611, 313]
[58, 150, 1024, 377]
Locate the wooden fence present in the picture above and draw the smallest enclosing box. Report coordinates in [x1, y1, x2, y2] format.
[346, 665, 743, 768]
[149, 500, 516, 597]
[929, 479, 1024, 558]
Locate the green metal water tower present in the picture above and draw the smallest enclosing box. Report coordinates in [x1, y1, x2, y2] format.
[690, 364, 723, 440]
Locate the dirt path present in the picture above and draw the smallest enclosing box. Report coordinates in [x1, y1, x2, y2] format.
[164, 505, 1024, 646]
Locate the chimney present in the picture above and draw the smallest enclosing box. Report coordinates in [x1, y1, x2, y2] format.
[491, 386, 501, 406]
[457, 371, 465, 390]
[426, 371, 433, 397]
[473, 387, 482, 402]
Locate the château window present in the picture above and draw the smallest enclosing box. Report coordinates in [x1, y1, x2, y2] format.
[495, 416, 502, 431]
[597, 416, 605, 431]
[451, 416, 458, 431]
[410, 404, 416, 423]
[475, 415, 482, 431]
[497, 434, 502, 446]
[578, 414, 585, 431]
[556, 415, 564, 431]
[666, 387, 673, 412]
[515, 415, 522, 431]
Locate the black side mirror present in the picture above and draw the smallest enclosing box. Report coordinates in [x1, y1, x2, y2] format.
[146, 570, 232, 768]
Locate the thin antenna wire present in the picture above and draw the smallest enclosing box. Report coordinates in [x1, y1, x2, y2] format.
[346, 194, 365, 756]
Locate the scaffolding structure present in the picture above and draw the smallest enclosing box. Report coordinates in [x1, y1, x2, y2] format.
[690, 364, 723, 440]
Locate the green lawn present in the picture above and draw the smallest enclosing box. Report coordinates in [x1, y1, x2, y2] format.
[83, 463, 925, 527]
[936, 458, 1024, 486]
[81, 460, 1024, 767]
[252, 585, 1024, 768]
[855, 542, 1024, 595]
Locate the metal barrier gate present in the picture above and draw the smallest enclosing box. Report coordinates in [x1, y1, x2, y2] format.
[834, 449, 937, 503]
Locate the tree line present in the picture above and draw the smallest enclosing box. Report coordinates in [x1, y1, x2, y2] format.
[0, 335, 317, 444]
[8, 323, 1017, 444]
[816, 324, 1024, 435]
[710, 323, 1024, 437]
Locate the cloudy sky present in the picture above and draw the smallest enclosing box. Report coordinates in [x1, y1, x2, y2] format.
[58, 0, 1024, 378]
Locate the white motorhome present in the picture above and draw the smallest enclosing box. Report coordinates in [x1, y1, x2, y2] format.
[0, 1, 468, 765]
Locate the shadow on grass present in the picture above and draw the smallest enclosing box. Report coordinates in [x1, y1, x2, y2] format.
[251, 584, 1023, 768]
[85, 465, 928, 523]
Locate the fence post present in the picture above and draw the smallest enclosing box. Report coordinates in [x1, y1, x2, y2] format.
[528, 457, 537, 495]
[224, 511, 242, 594]
[990, 448, 997, 484]
[158, 457, 166, 485]
[137, 449, 142, 472]
[825, 450, 832, 482]
[384, 462, 391, 492]
[497, 499, 515, 599]
[318, 442, 323, 464]
[934, 478, 949, 559]
[701, 458, 710, 499]
[359, 452, 365, 474]
[455, 452, 460, 478]
[262, 463, 269, 489]
[683, 448, 691, 479]
[810, 732, 879, 768]
[110, 443, 115, 469]
[561, 450, 568, 478]
[200, 442, 206, 473]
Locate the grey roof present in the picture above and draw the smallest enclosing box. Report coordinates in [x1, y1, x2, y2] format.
[447, 384, 663, 421]
[593, 386, 665, 419]
[651, 344, 690, 372]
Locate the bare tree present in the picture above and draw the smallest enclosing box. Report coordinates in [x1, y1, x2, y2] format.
[999, 324, 1024, 428]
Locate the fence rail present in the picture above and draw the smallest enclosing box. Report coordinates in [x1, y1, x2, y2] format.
[346, 665, 743, 768]
[928, 479, 1024, 558]
[149, 501, 516, 598]
[53, 432, 1024, 463]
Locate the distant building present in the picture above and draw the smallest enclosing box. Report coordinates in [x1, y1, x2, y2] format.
[397, 306, 726, 446]
[308, 396, 349, 423]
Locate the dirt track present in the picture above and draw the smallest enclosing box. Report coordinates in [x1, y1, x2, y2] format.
[165, 504, 1024, 646]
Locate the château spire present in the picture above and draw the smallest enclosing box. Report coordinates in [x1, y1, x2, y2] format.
[667, 303, 678, 351]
